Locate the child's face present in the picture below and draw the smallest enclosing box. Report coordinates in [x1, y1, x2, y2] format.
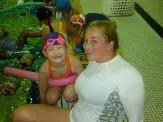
[72, 24, 81, 31]
[45, 45, 67, 64]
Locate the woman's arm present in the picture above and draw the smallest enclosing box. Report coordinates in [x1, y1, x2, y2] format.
[118, 68, 144, 122]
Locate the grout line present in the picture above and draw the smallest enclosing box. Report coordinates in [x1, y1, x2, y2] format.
[135, 2, 163, 39]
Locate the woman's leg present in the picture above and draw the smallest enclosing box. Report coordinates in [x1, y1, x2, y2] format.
[46, 86, 64, 105]
[12, 104, 70, 122]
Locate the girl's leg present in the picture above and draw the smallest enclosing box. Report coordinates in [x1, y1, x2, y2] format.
[46, 86, 64, 105]
[12, 104, 70, 122]
[63, 84, 78, 102]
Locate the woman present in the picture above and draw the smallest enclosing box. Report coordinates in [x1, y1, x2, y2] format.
[13, 20, 144, 122]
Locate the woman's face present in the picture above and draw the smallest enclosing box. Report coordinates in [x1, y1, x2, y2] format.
[45, 45, 67, 64]
[83, 27, 113, 63]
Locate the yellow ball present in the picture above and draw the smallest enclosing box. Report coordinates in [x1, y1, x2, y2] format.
[116, 48, 123, 56]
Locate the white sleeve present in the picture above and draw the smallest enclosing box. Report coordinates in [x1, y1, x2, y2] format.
[117, 67, 144, 122]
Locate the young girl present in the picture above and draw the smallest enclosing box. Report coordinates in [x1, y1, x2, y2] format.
[39, 32, 83, 105]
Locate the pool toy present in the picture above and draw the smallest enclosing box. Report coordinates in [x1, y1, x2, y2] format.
[17, 0, 24, 4]
[56, 0, 71, 12]
[1, 76, 20, 95]
[4, 67, 39, 81]
[19, 54, 34, 70]
[48, 74, 77, 86]
[71, 14, 86, 28]
[0, 39, 19, 51]
[0, 2, 46, 13]
[116, 48, 123, 57]
[0, 49, 30, 59]
[27, 80, 40, 104]
[4, 67, 77, 86]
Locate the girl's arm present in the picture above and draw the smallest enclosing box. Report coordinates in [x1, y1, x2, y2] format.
[66, 56, 84, 101]
[38, 60, 48, 104]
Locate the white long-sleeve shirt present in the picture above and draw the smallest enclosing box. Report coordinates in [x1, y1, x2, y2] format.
[70, 55, 144, 122]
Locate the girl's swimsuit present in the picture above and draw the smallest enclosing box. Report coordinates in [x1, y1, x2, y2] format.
[48, 56, 77, 86]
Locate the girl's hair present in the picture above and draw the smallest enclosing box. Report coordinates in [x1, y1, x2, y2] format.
[85, 20, 119, 51]
[36, 7, 54, 33]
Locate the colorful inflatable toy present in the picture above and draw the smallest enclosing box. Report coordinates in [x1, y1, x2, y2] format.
[0, 76, 20, 95]
[4, 67, 77, 86]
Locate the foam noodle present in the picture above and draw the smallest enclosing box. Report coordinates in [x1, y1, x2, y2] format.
[4, 67, 39, 81]
[4, 67, 77, 86]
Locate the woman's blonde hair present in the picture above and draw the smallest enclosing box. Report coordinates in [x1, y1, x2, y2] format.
[85, 20, 119, 51]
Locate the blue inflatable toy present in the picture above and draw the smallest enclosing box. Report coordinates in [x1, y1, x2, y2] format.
[56, 0, 71, 12]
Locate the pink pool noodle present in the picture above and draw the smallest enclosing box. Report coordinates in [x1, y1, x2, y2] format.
[4, 67, 39, 81]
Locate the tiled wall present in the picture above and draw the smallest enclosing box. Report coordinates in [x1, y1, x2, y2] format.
[79, 0, 163, 27]
[79, 0, 103, 14]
